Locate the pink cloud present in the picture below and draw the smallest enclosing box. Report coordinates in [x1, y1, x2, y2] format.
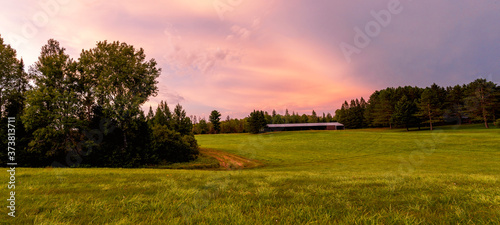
[5, 0, 498, 119]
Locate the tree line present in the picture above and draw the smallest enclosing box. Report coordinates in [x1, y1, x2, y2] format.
[336, 82, 500, 130]
[192, 109, 337, 134]
[0, 36, 198, 167]
[195, 81, 499, 135]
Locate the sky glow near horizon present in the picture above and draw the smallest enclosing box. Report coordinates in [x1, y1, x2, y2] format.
[1, 0, 500, 119]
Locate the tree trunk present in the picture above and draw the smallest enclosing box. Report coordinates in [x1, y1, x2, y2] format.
[480, 86, 489, 129]
[484, 113, 489, 128]
[122, 131, 128, 152]
[428, 104, 433, 131]
[0, 91, 3, 117]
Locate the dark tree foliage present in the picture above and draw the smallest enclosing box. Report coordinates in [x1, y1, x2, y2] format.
[22, 39, 82, 163]
[192, 109, 337, 134]
[392, 95, 419, 131]
[195, 119, 210, 134]
[308, 110, 319, 123]
[264, 111, 273, 125]
[220, 117, 248, 133]
[373, 88, 396, 128]
[0, 35, 32, 166]
[335, 98, 366, 129]
[78, 40, 161, 154]
[445, 85, 466, 125]
[417, 84, 446, 130]
[209, 110, 221, 134]
[363, 86, 423, 128]
[464, 79, 498, 128]
[247, 110, 266, 134]
[148, 102, 198, 164]
[172, 104, 193, 136]
[495, 85, 500, 123]
[1, 37, 198, 167]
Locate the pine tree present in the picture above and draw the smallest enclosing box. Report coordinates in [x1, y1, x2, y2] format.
[247, 110, 266, 134]
[392, 95, 418, 131]
[209, 110, 221, 133]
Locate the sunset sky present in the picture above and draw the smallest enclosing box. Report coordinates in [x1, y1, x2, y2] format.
[2, 0, 500, 119]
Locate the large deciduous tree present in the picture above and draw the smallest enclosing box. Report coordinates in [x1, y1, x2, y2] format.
[0, 35, 31, 165]
[78, 40, 161, 150]
[0, 34, 30, 117]
[22, 39, 81, 162]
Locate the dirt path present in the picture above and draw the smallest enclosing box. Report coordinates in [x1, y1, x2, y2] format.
[200, 148, 263, 170]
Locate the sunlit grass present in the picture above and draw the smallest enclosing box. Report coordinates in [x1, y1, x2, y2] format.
[2, 124, 499, 224]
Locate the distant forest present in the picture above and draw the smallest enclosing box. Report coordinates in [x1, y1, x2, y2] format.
[195, 80, 500, 134]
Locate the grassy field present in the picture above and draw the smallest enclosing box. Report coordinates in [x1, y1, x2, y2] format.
[2, 125, 500, 224]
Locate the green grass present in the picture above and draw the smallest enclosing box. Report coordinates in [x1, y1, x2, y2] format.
[2, 124, 500, 224]
[154, 152, 221, 170]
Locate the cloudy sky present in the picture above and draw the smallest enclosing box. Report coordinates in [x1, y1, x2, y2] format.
[2, 0, 500, 119]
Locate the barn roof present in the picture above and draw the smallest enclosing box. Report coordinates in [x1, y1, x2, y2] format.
[266, 122, 344, 128]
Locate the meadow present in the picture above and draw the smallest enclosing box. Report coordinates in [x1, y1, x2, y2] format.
[2, 125, 500, 224]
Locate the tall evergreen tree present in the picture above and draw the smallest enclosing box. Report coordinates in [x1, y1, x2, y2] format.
[335, 98, 366, 128]
[172, 103, 193, 136]
[309, 110, 319, 123]
[146, 106, 155, 122]
[247, 110, 266, 134]
[209, 110, 221, 133]
[326, 113, 333, 122]
[284, 109, 290, 123]
[79, 40, 161, 151]
[153, 101, 172, 127]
